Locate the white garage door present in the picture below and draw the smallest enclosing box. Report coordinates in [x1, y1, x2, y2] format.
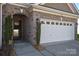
[40, 19, 75, 44]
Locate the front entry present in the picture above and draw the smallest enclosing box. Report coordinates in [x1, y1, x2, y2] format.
[13, 14, 27, 41]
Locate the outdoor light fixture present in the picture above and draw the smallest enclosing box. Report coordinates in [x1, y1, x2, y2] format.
[20, 8, 23, 13]
[60, 16, 63, 21]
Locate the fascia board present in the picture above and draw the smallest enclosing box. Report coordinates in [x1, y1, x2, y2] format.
[32, 5, 79, 19]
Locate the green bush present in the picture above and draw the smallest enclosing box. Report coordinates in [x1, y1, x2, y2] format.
[4, 15, 13, 45]
[77, 34, 79, 38]
[36, 21, 41, 45]
[77, 34, 79, 41]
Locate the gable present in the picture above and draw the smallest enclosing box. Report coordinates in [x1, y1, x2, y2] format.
[40, 3, 78, 14]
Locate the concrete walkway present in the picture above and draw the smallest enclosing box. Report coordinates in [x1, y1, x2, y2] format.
[14, 40, 42, 56]
[14, 40, 79, 56]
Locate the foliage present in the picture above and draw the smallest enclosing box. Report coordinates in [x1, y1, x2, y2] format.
[36, 21, 41, 45]
[77, 34, 79, 38]
[77, 34, 79, 41]
[4, 15, 13, 45]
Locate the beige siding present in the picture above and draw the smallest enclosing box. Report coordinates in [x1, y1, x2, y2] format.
[41, 3, 78, 14]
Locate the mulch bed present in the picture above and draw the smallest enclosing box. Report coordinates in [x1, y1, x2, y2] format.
[0, 45, 16, 56]
[0, 49, 4, 56]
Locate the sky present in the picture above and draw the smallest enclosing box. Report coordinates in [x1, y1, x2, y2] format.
[75, 3, 79, 34]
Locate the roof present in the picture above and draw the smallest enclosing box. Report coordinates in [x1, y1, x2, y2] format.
[38, 3, 79, 15]
[3, 3, 79, 18]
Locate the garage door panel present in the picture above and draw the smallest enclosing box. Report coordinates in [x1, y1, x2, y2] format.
[40, 19, 75, 44]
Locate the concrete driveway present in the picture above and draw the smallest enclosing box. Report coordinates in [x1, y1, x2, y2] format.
[41, 40, 79, 56]
[14, 40, 79, 56]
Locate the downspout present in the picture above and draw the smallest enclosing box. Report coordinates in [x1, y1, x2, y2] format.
[0, 3, 2, 49]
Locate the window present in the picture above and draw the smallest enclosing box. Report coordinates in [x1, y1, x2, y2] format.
[56, 22, 58, 25]
[63, 23, 66, 26]
[70, 24, 72, 26]
[60, 23, 62, 25]
[46, 21, 50, 24]
[67, 23, 69, 26]
[51, 22, 54, 25]
[13, 29, 19, 37]
[41, 21, 45, 24]
[14, 22, 19, 25]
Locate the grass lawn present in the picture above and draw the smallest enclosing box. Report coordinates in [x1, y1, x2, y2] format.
[77, 34, 79, 41]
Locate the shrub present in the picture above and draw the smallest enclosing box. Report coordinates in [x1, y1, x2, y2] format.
[4, 15, 13, 46]
[77, 34, 79, 38]
[36, 20, 41, 45]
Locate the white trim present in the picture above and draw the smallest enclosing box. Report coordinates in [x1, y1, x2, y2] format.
[7, 3, 31, 8]
[0, 3, 2, 48]
[39, 3, 45, 5]
[33, 8, 78, 19]
[67, 3, 75, 13]
[32, 5, 79, 19]
[33, 8, 61, 15]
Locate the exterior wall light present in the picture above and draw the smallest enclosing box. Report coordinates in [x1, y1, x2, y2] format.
[20, 9, 23, 13]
